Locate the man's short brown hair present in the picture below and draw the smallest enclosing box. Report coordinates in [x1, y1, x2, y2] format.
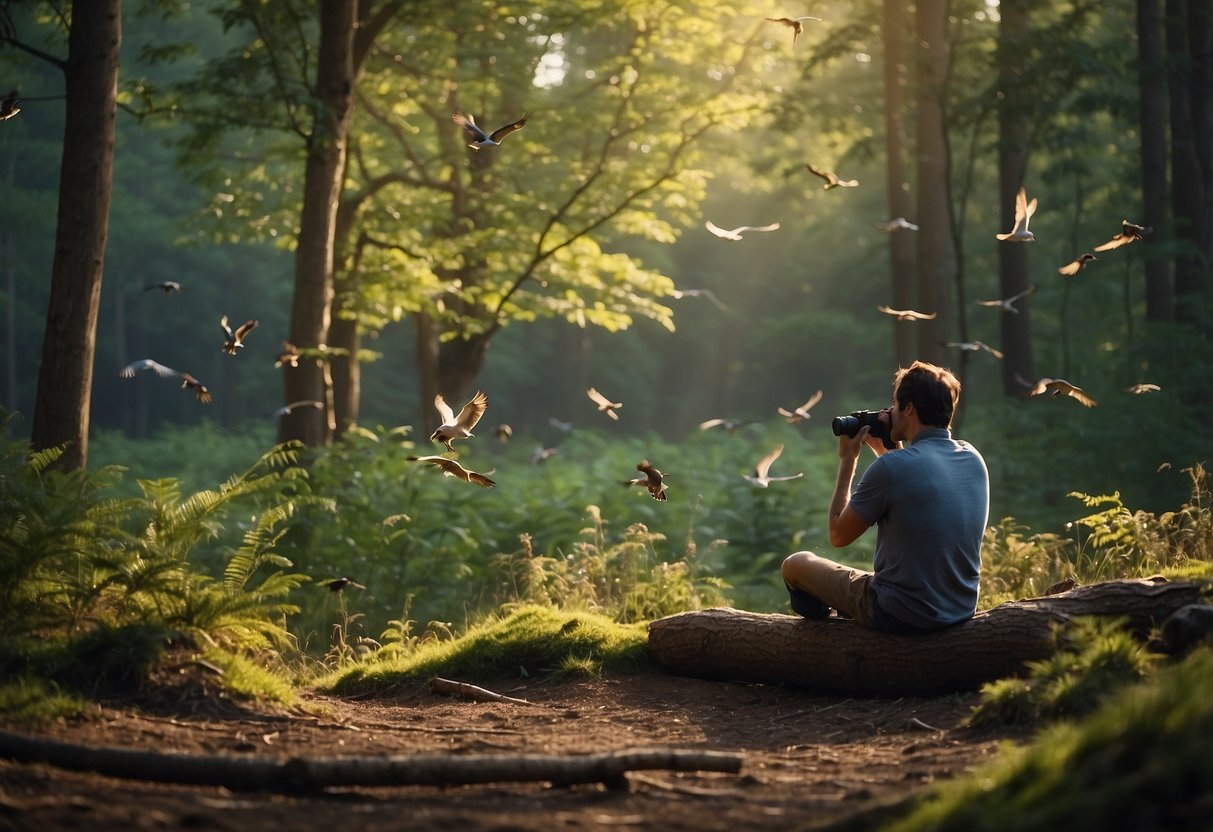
[893, 361, 961, 427]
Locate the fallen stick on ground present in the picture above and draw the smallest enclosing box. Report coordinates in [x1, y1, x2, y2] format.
[0, 729, 743, 791]
[429, 676, 539, 706]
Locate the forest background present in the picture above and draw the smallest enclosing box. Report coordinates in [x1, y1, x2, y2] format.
[1, 0, 1210, 652]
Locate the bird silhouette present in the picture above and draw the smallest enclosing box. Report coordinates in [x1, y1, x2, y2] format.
[670, 288, 729, 312]
[531, 445, 559, 464]
[144, 281, 183, 294]
[705, 220, 781, 241]
[1125, 383, 1161, 394]
[996, 186, 1037, 242]
[548, 416, 574, 434]
[220, 315, 258, 355]
[407, 454, 496, 488]
[1093, 220, 1150, 252]
[323, 577, 366, 592]
[1059, 253, 1097, 276]
[942, 340, 1004, 359]
[274, 342, 300, 368]
[805, 164, 858, 189]
[1028, 377, 1097, 407]
[777, 390, 823, 423]
[586, 387, 622, 420]
[698, 418, 750, 432]
[976, 283, 1037, 313]
[0, 93, 21, 123]
[876, 217, 918, 232]
[452, 112, 528, 149]
[877, 304, 936, 321]
[743, 444, 805, 488]
[430, 390, 488, 452]
[119, 359, 180, 379]
[625, 460, 667, 501]
[180, 373, 213, 404]
[766, 16, 822, 47]
[495, 424, 513, 443]
[274, 400, 323, 417]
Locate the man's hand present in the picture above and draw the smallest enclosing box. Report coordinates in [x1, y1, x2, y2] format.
[838, 425, 870, 462]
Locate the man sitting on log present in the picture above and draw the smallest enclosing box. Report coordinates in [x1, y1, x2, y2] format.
[781, 361, 989, 635]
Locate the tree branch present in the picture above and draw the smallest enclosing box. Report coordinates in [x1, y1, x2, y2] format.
[238, 0, 309, 140]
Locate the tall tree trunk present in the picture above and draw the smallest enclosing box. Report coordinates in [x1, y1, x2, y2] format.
[883, 0, 916, 367]
[3, 227, 16, 413]
[278, 0, 355, 448]
[913, 0, 953, 367]
[995, 0, 1036, 394]
[1138, 0, 1172, 322]
[1187, 0, 1213, 351]
[328, 309, 360, 440]
[1167, 0, 1205, 331]
[30, 0, 121, 471]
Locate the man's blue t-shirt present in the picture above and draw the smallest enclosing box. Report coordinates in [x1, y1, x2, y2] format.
[847, 428, 989, 629]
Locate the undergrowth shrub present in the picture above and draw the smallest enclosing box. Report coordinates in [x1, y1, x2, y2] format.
[0, 418, 312, 701]
[967, 617, 1159, 728]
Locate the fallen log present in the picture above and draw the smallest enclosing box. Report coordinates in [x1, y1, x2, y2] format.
[0, 729, 741, 791]
[647, 578, 1207, 697]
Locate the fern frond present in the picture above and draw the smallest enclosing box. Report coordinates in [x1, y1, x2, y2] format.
[26, 445, 66, 474]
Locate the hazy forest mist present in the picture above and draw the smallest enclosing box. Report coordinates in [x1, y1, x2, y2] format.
[1, 0, 1210, 545]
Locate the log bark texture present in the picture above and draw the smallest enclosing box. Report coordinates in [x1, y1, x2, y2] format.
[647, 579, 1206, 697]
[0, 731, 741, 792]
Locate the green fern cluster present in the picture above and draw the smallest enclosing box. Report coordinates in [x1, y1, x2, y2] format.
[967, 617, 1159, 728]
[0, 415, 315, 699]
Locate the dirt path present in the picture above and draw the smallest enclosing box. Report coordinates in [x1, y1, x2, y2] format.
[0, 674, 1027, 831]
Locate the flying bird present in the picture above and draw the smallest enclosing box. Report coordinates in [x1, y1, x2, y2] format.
[1027, 377, 1097, 408]
[144, 281, 183, 294]
[942, 340, 1004, 359]
[407, 454, 496, 488]
[274, 400, 323, 417]
[548, 416, 574, 434]
[670, 288, 730, 312]
[877, 304, 936, 321]
[119, 359, 180, 379]
[322, 577, 366, 593]
[180, 373, 212, 404]
[1059, 253, 1097, 276]
[996, 186, 1037, 242]
[743, 444, 805, 488]
[531, 445, 559, 464]
[220, 315, 259, 355]
[0, 93, 21, 123]
[777, 390, 823, 423]
[586, 387, 622, 420]
[430, 390, 488, 452]
[698, 418, 750, 433]
[451, 112, 528, 149]
[625, 459, 667, 501]
[705, 220, 781, 241]
[805, 164, 858, 190]
[766, 16, 822, 47]
[275, 342, 300, 368]
[495, 424, 513, 443]
[1125, 383, 1161, 394]
[976, 283, 1037, 313]
[1093, 220, 1151, 252]
[876, 217, 919, 232]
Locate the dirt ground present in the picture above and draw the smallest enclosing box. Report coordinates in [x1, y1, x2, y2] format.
[0, 670, 1029, 832]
